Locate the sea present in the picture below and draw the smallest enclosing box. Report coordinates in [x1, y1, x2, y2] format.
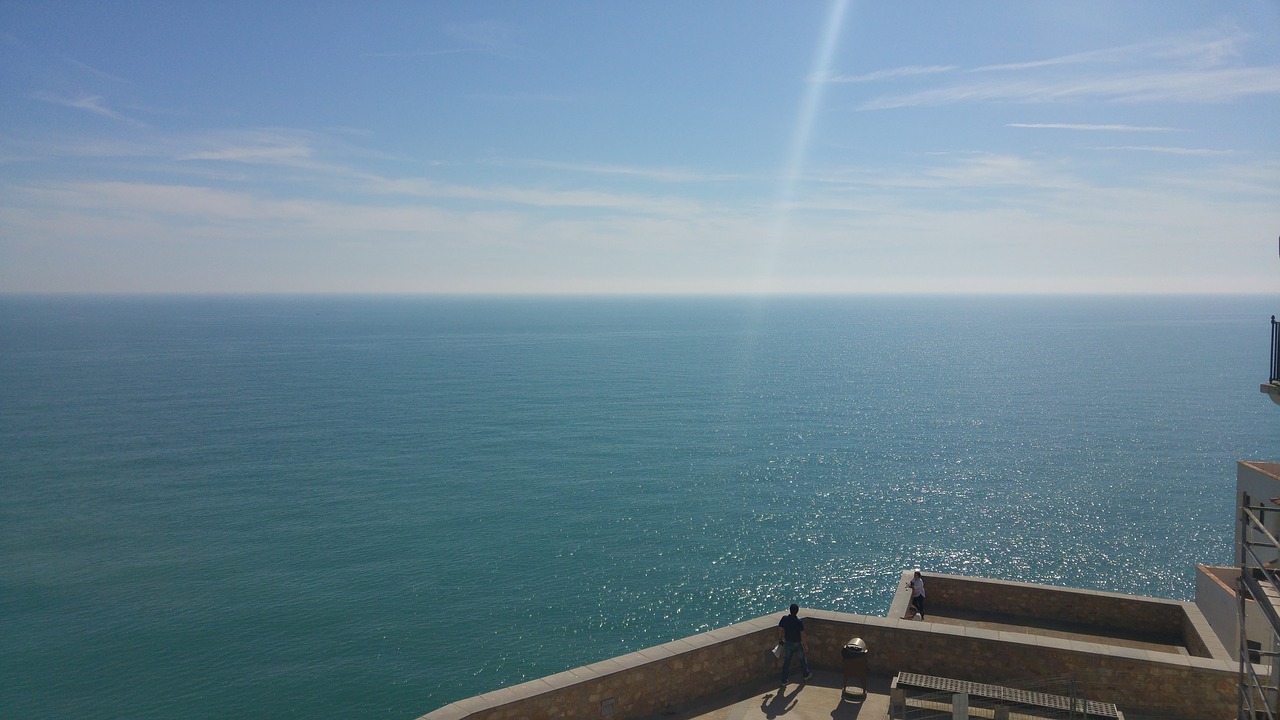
[2, 294, 1277, 720]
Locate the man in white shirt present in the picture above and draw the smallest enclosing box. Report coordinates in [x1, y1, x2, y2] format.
[908, 570, 926, 620]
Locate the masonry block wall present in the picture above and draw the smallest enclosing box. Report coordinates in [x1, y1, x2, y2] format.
[803, 610, 1235, 720]
[419, 616, 780, 720]
[893, 571, 1227, 661]
[921, 573, 1186, 639]
[420, 607, 1236, 720]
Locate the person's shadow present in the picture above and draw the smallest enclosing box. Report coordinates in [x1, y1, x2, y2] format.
[760, 683, 802, 719]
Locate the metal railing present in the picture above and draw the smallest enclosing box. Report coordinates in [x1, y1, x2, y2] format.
[1238, 493, 1280, 720]
[1270, 316, 1280, 384]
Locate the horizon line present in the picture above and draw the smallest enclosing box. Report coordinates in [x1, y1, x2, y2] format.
[2, 290, 1278, 299]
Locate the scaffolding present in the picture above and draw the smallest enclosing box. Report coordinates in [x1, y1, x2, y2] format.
[1242, 295, 1280, 719]
[1238, 492, 1280, 719]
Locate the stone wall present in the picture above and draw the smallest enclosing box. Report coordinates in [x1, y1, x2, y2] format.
[916, 572, 1188, 641]
[420, 607, 1237, 720]
[419, 615, 780, 720]
[803, 610, 1236, 720]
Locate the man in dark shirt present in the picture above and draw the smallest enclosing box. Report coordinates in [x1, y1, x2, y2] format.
[776, 603, 812, 684]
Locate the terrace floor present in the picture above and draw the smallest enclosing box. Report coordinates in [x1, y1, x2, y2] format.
[664, 669, 892, 720]
[670, 669, 1128, 720]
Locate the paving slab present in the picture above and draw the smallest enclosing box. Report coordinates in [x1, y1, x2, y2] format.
[656, 670, 892, 720]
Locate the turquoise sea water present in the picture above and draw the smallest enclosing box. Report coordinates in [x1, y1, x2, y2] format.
[2, 295, 1277, 720]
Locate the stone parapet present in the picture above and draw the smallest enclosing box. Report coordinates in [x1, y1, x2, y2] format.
[889, 571, 1230, 660]
[803, 610, 1235, 720]
[419, 615, 780, 720]
[419, 605, 1236, 720]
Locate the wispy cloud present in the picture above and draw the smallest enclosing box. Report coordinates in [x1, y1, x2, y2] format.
[369, 176, 706, 215]
[170, 128, 419, 178]
[806, 153, 1082, 194]
[1090, 145, 1230, 156]
[361, 49, 475, 58]
[974, 25, 1249, 73]
[1148, 158, 1280, 198]
[4, 122, 712, 215]
[364, 21, 522, 59]
[860, 67, 1280, 110]
[33, 92, 145, 126]
[465, 91, 581, 104]
[499, 158, 751, 183]
[823, 65, 957, 83]
[856, 26, 1277, 111]
[1007, 123, 1174, 132]
[5, 146, 1277, 294]
[63, 56, 128, 84]
[180, 142, 313, 164]
[1148, 23, 1248, 68]
[973, 46, 1141, 73]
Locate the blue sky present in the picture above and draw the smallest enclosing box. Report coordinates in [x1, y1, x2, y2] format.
[2, 1, 1278, 294]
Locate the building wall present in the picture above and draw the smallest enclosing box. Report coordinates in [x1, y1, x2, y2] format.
[1194, 564, 1272, 662]
[1236, 461, 1280, 566]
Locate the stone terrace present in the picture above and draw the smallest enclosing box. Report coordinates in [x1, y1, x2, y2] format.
[887, 572, 1217, 658]
[419, 573, 1239, 720]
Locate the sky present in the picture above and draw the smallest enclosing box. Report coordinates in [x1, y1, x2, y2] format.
[1, 1, 1279, 295]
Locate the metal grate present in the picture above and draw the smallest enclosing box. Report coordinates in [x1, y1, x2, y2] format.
[896, 672, 1121, 718]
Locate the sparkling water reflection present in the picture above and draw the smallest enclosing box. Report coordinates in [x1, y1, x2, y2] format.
[1, 295, 1275, 720]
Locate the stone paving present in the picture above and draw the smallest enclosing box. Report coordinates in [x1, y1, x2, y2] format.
[666, 670, 892, 720]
